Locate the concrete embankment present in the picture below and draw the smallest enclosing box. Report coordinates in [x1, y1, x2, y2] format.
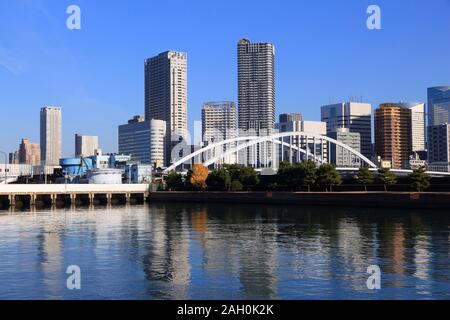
[148, 191, 450, 209]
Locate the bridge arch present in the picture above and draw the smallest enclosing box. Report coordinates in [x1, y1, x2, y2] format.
[163, 131, 378, 173]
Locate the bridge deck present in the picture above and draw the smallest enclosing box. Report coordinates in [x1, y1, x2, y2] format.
[0, 184, 149, 196]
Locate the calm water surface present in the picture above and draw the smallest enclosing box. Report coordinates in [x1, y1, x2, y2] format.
[0, 203, 449, 300]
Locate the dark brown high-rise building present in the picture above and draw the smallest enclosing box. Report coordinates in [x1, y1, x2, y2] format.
[374, 104, 412, 169]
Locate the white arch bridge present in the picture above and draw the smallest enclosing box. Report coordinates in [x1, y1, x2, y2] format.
[164, 131, 378, 173]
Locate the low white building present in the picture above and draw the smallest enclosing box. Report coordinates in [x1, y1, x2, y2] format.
[0, 164, 59, 183]
[119, 116, 166, 168]
[275, 115, 328, 163]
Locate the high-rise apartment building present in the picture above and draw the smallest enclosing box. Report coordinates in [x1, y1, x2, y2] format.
[238, 39, 275, 136]
[321, 102, 372, 158]
[18, 138, 41, 166]
[145, 51, 187, 165]
[118, 116, 166, 168]
[428, 86, 450, 126]
[75, 134, 99, 158]
[202, 102, 237, 164]
[374, 103, 412, 169]
[40, 106, 62, 166]
[202, 102, 237, 143]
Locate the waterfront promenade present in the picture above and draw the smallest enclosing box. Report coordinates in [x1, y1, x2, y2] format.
[0, 184, 149, 207]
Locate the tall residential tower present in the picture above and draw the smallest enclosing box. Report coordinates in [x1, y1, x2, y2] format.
[374, 103, 412, 169]
[40, 106, 62, 166]
[202, 102, 237, 164]
[237, 39, 275, 136]
[145, 51, 187, 165]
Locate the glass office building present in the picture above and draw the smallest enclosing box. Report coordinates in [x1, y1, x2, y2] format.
[428, 86, 450, 126]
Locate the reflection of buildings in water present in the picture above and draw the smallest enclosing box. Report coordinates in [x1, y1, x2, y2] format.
[376, 222, 407, 289]
[191, 210, 208, 244]
[413, 233, 431, 281]
[280, 227, 333, 294]
[392, 224, 406, 275]
[37, 213, 63, 299]
[195, 209, 241, 294]
[236, 215, 279, 299]
[142, 206, 191, 299]
[197, 206, 279, 299]
[336, 218, 368, 288]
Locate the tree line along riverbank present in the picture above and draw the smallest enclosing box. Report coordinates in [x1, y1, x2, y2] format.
[162, 162, 449, 193]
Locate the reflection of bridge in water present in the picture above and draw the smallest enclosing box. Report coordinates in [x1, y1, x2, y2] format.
[165, 131, 450, 177]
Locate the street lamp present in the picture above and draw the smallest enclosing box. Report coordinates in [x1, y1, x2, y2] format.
[0, 151, 7, 185]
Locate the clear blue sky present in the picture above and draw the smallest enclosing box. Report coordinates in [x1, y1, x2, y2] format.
[1, 0, 449, 157]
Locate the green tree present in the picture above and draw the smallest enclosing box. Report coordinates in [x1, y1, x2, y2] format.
[276, 161, 317, 191]
[377, 167, 397, 192]
[276, 163, 294, 189]
[357, 167, 374, 192]
[409, 166, 431, 192]
[206, 169, 231, 191]
[317, 164, 342, 192]
[230, 180, 243, 192]
[165, 172, 184, 191]
[224, 164, 259, 190]
[299, 161, 318, 192]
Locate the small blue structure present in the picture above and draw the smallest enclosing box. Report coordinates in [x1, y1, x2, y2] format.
[60, 157, 93, 176]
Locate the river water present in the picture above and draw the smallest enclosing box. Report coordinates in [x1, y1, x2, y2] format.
[0, 203, 449, 300]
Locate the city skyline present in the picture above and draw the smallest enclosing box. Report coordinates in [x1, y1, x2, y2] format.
[1, 0, 450, 156]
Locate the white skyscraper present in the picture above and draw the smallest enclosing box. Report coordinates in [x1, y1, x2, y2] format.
[145, 51, 187, 166]
[397, 102, 426, 153]
[40, 106, 62, 166]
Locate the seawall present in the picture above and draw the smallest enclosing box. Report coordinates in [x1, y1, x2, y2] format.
[148, 191, 450, 209]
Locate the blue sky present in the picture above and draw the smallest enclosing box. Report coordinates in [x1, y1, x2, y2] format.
[1, 0, 449, 157]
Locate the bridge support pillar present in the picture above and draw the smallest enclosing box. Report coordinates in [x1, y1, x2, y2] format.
[8, 194, 15, 207]
[89, 193, 94, 204]
[30, 194, 36, 206]
[106, 193, 112, 204]
[125, 193, 131, 204]
[51, 194, 57, 206]
[70, 194, 76, 205]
